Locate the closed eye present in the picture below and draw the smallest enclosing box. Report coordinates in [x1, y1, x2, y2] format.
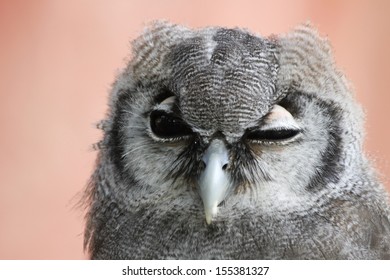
[246, 128, 301, 143]
[245, 104, 302, 144]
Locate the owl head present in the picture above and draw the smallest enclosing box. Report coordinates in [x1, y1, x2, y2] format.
[89, 21, 365, 231]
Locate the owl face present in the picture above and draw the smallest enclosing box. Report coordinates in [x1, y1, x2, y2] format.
[105, 22, 362, 224]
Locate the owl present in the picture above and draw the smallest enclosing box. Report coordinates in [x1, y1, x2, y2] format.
[84, 21, 390, 259]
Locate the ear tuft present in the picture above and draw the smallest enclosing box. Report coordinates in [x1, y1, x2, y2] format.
[131, 20, 189, 60]
[128, 20, 190, 80]
[284, 22, 332, 56]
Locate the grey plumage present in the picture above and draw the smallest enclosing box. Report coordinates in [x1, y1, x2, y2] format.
[84, 21, 390, 259]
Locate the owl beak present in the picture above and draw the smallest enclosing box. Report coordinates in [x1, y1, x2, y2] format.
[198, 139, 230, 224]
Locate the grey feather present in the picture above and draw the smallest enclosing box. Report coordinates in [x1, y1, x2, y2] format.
[83, 21, 390, 259]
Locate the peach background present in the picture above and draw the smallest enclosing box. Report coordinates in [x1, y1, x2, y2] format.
[0, 0, 389, 259]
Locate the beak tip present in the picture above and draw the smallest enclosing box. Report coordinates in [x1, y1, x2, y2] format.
[204, 205, 218, 225]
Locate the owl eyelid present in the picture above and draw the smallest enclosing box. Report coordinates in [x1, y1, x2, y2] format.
[261, 104, 301, 131]
[153, 95, 179, 114]
[245, 127, 302, 144]
[244, 103, 302, 144]
[260, 122, 301, 132]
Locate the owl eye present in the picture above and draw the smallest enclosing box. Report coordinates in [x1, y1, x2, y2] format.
[150, 110, 193, 140]
[246, 104, 302, 143]
[246, 128, 300, 142]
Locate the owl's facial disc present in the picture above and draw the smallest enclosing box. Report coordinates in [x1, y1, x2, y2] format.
[198, 139, 231, 224]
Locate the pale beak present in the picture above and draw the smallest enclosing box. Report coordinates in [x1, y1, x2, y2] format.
[198, 139, 231, 224]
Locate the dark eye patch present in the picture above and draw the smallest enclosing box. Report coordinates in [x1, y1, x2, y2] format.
[150, 110, 193, 139]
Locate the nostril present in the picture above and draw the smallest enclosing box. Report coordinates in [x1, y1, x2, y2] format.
[222, 163, 228, 170]
[217, 200, 225, 207]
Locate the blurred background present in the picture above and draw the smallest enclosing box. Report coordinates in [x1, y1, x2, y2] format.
[0, 0, 389, 259]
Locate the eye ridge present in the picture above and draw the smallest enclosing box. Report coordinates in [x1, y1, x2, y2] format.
[246, 128, 300, 141]
[150, 110, 193, 139]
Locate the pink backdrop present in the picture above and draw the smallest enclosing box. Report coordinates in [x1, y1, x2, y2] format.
[0, 0, 389, 259]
